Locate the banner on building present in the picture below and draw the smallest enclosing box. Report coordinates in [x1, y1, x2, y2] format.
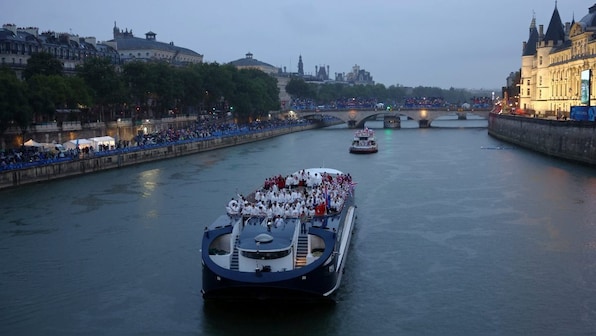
[580, 69, 591, 105]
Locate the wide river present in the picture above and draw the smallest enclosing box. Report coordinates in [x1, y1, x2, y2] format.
[1, 117, 595, 335]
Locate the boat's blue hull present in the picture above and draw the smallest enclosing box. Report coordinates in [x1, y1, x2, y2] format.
[201, 262, 340, 302]
[201, 219, 350, 302]
[349, 147, 378, 154]
[201, 168, 356, 303]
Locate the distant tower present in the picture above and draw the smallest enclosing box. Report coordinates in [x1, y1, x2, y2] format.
[145, 31, 156, 41]
[113, 21, 133, 39]
[316, 65, 328, 80]
[298, 55, 304, 75]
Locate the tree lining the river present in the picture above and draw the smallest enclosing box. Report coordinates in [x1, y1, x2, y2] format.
[0, 52, 281, 138]
[284, 77, 494, 109]
[0, 52, 494, 140]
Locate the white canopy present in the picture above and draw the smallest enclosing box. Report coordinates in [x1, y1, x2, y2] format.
[24, 139, 42, 147]
[63, 139, 93, 150]
[88, 136, 115, 149]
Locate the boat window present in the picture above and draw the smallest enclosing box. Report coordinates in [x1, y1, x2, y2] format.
[241, 249, 290, 260]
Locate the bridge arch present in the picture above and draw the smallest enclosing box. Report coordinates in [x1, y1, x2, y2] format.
[291, 109, 491, 128]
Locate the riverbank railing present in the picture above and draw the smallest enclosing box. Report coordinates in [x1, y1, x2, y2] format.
[0, 119, 314, 172]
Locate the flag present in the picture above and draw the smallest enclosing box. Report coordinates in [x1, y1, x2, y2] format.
[324, 184, 331, 210]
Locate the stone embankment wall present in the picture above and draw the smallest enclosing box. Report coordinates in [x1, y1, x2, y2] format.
[488, 113, 596, 166]
[0, 124, 318, 190]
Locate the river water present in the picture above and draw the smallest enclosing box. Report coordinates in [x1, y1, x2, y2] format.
[1, 117, 595, 335]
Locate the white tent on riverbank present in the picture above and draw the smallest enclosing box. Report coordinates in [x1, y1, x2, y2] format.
[24, 139, 42, 147]
[63, 139, 93, 150]
[88, 136, 115, 150]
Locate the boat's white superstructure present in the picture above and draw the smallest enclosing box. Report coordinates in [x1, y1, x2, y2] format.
[201, 168, 356, 302]
[349, 128, 378, 154]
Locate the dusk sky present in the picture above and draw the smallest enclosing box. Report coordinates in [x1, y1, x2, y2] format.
[2, 0, 592, 90]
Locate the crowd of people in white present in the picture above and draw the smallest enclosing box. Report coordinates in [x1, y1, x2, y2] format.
[226, 170, 354, 221]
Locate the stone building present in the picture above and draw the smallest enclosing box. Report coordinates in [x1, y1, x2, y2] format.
[0, 22, 204, 77]
[0, 23, 119, 78]
[519, 3, 596, 117]
[228, 52, 279, 75]
[106, 22, 203, 65]
[344, 64, 374, 85]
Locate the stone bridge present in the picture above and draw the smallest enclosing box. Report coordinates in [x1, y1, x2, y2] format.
[289, 108, 492, 128]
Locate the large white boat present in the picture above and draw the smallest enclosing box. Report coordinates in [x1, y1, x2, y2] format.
[201, 168, 357, 302]
[349, 128, 378, 154]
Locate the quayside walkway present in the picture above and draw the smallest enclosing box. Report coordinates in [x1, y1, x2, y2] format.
[0, 119, 328, 189]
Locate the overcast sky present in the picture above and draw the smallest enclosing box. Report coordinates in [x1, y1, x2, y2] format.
[2, 0, 591, 90]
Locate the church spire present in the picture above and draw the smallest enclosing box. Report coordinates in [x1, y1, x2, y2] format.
[544, 2, 565, 43]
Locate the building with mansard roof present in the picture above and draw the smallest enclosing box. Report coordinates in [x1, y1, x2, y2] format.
[228, 52, 279, 75]
[0, 23, 119, 78]
[106, 22, 203, 65]
[519, 3, 596, 117]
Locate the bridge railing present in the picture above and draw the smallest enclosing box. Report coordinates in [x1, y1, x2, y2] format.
[289, 106, 492, 113]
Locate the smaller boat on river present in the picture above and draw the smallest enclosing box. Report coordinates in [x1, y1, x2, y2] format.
[349, 128, 378, 154]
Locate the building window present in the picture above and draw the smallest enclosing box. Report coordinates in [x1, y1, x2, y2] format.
[527, 79, 530, 86]
[539, 76, 542, 86]
[527, 88, 530, 96]
[539, 56, 542, 65]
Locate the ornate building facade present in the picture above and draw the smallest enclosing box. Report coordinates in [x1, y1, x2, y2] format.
[520, 3, 596, 117]
[107, 22, 203, 65]
[0, 23, 119, 78]
[0, 21, 204, 79]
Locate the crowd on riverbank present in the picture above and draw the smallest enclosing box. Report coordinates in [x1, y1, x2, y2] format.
[0, 118, 313, 171]
[291, 96, 494, 110]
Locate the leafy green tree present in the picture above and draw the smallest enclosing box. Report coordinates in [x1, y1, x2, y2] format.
[386, 85, 407, 106]
[77, 57, 125, 121]
[198, 62, 235, 113]
[0, 67, 31, 137]
[174, 66, 203, 115]
[285, 78, 315, 99]
[147, 62, 178, 118]
[122, 61, 151, 117]
[226, 68, 279, 123]
[64, 76, 92, 109]
[63, 76, 92, 121]
[22, 52, 63, 80]
[229, 74, 254, 123]
[26, 75, 64, 122]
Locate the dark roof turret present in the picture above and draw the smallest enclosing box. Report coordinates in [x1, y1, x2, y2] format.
[544, 4, 566, 43]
